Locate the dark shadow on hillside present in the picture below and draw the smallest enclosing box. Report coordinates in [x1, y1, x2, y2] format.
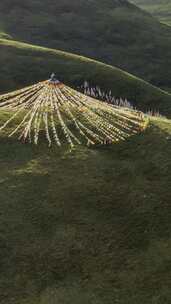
[0, 122, 171, 303]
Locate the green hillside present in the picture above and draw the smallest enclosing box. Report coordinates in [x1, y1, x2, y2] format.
[0, 28, 11, 39]
[0, 0, 171, 89]
[131, 0, 171, 26]
[0, 111, 171, 304]
[0, 1, 171, 303]
[0, 38, 171, 115]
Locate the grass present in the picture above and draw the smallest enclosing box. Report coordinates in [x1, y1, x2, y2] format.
[0, 31, 11, 39]
[0, 111, 171, 303]
[131, 0, 171, 26]
[0, 38, 171, 116]
[0, 0, 171, 89]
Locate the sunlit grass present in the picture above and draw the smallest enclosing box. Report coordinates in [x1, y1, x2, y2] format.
[0, 38, 171, 117]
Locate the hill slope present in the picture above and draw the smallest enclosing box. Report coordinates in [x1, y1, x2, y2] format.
[131, 0, 171, 26]
[0, 39, 171, 115]
[0, 113, 171, 304]
[0, 0, 171, 88]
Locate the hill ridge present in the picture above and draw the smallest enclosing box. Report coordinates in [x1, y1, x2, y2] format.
[0, 38, 171, 116]
[0, 0, 171, 88]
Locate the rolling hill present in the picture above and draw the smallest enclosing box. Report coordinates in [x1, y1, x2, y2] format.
[0, 0, 171, 89]
[0, 1, 171, 303]
[0, 111, 171, 304]
[0, 39, 171, 115]
[0, 31, 11, 39]
[131, 0, 171, 26]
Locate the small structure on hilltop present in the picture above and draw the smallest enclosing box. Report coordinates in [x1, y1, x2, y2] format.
[0, 75, 147, 147]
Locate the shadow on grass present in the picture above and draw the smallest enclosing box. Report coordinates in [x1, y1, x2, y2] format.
[0, 121, 171, 303]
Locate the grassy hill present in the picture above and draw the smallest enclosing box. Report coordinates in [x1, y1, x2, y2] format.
[1, 2, 171, 303]
[131, 0, 171, 26]
[0, 110, 171, 303]
[0, 38, 171, 115]
[0, 31, 11, 39]
[0, 0, 171, 89]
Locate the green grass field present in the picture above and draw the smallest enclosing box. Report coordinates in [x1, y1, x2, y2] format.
[0, 31, 11, 39]
[0, 2, 171, 302]
[131, 0, 171, 26]
[0, 0, 171, 89]
[0, 38, 171, 116]
[0, 111, 171, 304]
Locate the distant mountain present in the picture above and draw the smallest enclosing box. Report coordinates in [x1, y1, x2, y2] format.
[0, 0, 171, 89]
[131, 0, 171, 26]
[0, 38, 171, 115]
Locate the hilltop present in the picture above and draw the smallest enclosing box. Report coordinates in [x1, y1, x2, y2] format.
[131, 0, 171, 26]
[0, 112, 171, 304]
[0, 2, 171, 303]
[0, 39, 171, 115]
[0, 0, 171, 89]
